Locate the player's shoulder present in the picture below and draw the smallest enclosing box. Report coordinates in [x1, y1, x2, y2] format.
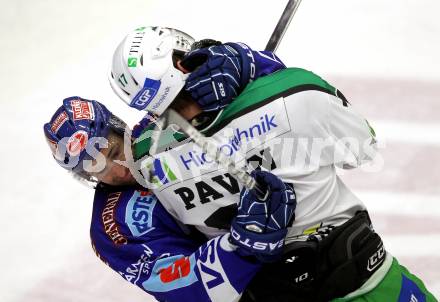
[239, 67, 336, 100]
[225, 68, 337, 112]
[205, 68, 340, 134]
[260, 67, 332, 86]
[91, 185, 168, 245]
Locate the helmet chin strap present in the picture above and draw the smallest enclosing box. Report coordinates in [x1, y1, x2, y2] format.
[176, 59, 190, 74]
[188, 109, 224, 132]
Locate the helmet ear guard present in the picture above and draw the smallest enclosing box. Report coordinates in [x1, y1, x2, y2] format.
[109, 26, 195, 116]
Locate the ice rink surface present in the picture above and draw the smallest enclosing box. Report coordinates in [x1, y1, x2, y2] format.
[0, 0, 439, 301]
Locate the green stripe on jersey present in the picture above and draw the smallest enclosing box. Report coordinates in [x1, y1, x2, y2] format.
[133, 126, 186, 160]
[207, 68, 338, 133]
[133, 68, 337, 159]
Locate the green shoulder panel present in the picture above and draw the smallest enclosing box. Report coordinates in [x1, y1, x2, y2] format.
[210, 67, 337, 131]
[133, 125, 185, 160]
[133, 68, 336, 159]
[133, 125, 154, 160]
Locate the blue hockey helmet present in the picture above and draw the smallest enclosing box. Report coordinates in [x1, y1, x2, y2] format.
[43, 96, 126, 177]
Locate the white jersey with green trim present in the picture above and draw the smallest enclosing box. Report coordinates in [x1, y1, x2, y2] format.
[146, 68, 377, 240]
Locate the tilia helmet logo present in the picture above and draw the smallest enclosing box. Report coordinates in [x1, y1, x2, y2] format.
[128, 30, 146, 56]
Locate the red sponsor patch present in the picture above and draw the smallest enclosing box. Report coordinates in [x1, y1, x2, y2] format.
[66, 130, 88, 156]
[159, 257, 191, 283]
[71, 100, 95, 121]
[139, 190, 152, 197]
[50, 111, 68, 133]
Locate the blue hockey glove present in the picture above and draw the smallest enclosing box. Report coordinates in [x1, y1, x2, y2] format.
[230, 171, 296, 262]
[181, 42, 286, 112]
[181, 43, 244, 112]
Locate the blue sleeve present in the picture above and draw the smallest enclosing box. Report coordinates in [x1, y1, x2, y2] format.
[226, 42, 286, 85]
[90, 187, 261, 302]
[253, 49, 286, 77]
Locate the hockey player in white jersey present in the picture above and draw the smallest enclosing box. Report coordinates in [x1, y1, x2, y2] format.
[108, 26, 437, 302]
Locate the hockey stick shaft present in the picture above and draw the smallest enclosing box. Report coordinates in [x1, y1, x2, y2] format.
[149, 1, 302, 198]
[265, 0, 302, 52]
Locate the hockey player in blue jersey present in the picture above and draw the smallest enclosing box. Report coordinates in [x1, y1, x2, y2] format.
[43, 96, 297, 302]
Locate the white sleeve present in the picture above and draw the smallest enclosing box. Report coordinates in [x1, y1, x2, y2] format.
[285, 90, 377, 169]
[327, 94, 377, 168]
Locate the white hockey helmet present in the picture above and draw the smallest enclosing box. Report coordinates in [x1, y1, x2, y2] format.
[109, 26, 195, 116]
